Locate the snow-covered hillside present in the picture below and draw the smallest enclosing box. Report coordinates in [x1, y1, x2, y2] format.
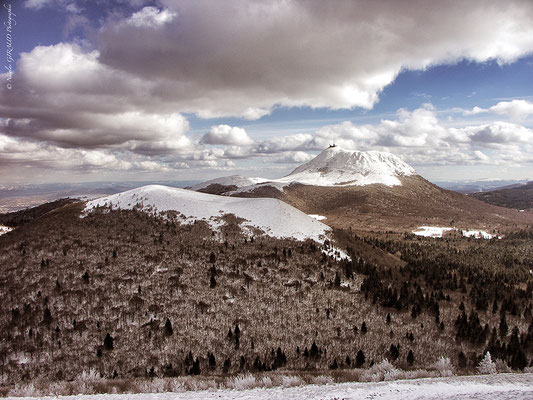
[189, 175, 269, 191]
[84, 185, 330, 242]
[192, 147, 416, 195]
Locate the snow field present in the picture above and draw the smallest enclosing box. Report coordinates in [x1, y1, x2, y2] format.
[413, 226, 501, 240]
[7, 373, 533, 400]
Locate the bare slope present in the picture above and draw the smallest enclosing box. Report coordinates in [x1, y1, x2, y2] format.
[278, 176, 533, 232]
[472, 181, 533, 210]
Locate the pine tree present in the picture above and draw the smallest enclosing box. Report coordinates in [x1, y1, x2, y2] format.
[208, 352, 216, 369]
[223, 358, 231, 373]
[103, 333, 114, 351]
[43, 307, 52, 326]
[458, 351, 467, 368]
[310, 341, 319, 358]
[355, 350, 365, 367]
[191, 357, 201, 375]
[499, 312, 508, 338]
[164, 318, 173, 336]
[389, 344, 399, 360]
[361, 321, 367, 334]
[210, 274, 217, 288]
[407, 350, 414, 366]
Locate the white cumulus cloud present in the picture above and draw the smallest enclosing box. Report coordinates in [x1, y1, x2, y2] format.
[126, 7, 177, 28]
[201, 125, 254, 146]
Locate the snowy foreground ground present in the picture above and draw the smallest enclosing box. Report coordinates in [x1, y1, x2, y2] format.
[8, 374, 533, 400]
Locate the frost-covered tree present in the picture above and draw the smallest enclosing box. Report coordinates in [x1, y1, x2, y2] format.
[477, 351, 497, 374]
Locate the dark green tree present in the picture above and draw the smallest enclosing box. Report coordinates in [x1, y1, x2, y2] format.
[164, 318, 173, 336]
[104, 333, 114, 351]
[499, 312, 508, 338]
[407, 350, 414, 366]
[355, 350, 365, 367]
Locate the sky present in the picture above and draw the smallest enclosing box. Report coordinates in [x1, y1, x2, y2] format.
[1, 0, 533, 185]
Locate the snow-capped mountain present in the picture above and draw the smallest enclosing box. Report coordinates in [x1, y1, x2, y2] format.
[84, 185, 329, 242]
[192, 147, 416, 196]
[280, 146, 416, 187]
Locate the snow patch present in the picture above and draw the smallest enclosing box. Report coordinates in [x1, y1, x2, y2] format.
[0, 225, 13, 236]
[413, 226, 501, 240]
[461, 230, 498, 240]
[308, 214, 326, 221]
[412, 226, 453, 238]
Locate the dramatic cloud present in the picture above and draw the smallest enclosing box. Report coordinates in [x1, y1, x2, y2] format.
[0, 44, 200, 157]
[4, 1, 533, 180]
[93, 0, 533, 118]
[465, 100, 533, 121]
[201, 125, 254, 146]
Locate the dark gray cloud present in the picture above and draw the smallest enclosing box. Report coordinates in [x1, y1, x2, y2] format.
[3, 1, 533, 180]
[95, 0, 533, 117]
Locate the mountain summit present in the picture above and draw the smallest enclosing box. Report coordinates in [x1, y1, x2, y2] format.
[192, 147, 417, 193]
[280, 147, 416, 187]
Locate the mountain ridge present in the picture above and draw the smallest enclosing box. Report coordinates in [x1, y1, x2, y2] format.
[190, 148, 533, 231]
